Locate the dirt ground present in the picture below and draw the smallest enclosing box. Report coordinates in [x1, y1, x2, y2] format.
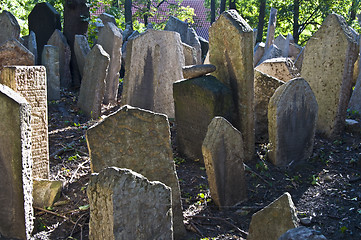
[32, 89, 361, 240]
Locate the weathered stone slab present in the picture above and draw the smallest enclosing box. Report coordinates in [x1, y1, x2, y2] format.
[27, 31, 38, 64]
[257, 43, 282, 66]
[182, 64, 216, 79]
[301, 14, 359, 138]
[278, 226, 327, 240]
[209, 10, 255, 162]
[123, 29, 185, 118]
[47, 29, 72, 88]
[0, 66, 49, 179]
[182, 42, 197, 65]
[78, 44, 109, 119]
[88, 167, 173, 240]
[86, 105, 186, 238]
[248, 192, 299, 240]
[97, 22, 122, 105]
[0, 84, 33, 240]
[0, 10, 20, 45]
[254, 69, 284, 143]
[42, 45, 60, 100]
[268, 78, 318, 167]
[265, 7, 277, 50]
[0, 39, 35, 73]
[254, 42, 265, 67]
[74, 34, 91, 76]
[348, 40, 361, 113]
[255, 57, 300, 82]
[99, 12, 116, 25]
[294, 47, 304, 71]
[274, 34, 286, 52]
[28, 2, 61, 64]
[33, 180, 62, 208]
[199, 36, 209, 62]
[174, 75, 234, 161]
[202, 117, 247, 207]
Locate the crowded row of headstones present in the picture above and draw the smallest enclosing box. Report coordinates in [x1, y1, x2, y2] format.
[0, 2, 360, 239]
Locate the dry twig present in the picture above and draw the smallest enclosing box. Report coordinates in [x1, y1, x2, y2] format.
[33, 206, 81, 227]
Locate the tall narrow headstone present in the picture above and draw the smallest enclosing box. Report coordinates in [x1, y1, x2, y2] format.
[86, 105, 186, 238]
[0, 10, 20, 45]
[123, 29, 185, 118]
[27, 31, 38, 64]
[268, 78, 318, 167]
[74, 34, 91, 76]
[88, 167, 173, 240]
[202, 117, 247, 207]
[209, 10, 255, 162]
[0, 84, 33, 240]
[301, 14, 359, 138]
[0, 66, 49, 179]
[42, 45, 60, 100]
[265, 7, 277, 50]
[0, 39, 35, 73]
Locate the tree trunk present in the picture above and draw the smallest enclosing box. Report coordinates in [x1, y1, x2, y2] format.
[144, 0, 151, 26]
[229, 0, 237, 10]
[293, 0, 300, 44]
[349, 0, 357, 22]
[220, 0, 226, 13]
[211, 0, 216, 23]
[256, 0, 266, 43]
[125, 0, 132, 26]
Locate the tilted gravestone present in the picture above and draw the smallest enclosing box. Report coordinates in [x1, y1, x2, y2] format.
[209, 10, 255, 162]
[42, 45, 60, 100]
[268, 78, 318, 167]
[301, 14, 359, 138]
[74, 34, 91, 77]
[86, 105, 186, 238]
[202, 117, 247, 207]
[255, 57, 299, 82]
[254, 69, 284, 143]
[99, 12, 116, 25]
[88, 167, 173, 240]
[123, 29, 185, 118]
[265, 7, 277, 50]
[0, 84, 33, 240]
[0, 39, 35, 73]
[28, 2, 61, 64]
[0, 66, 49, 179]
[26, 31, 38, 64]
[254, 42, 265, 67]
[173, 75, 234, 161]
[257, 44, 282, 66]
[97, 22, 122, 105]
[47, 29, 72, 88]
[78, 44, 110, 119]
[0, 10, 20, 45]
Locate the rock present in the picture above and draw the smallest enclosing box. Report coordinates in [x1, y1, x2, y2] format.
[42, 45, 60, 100]
[278, 226, 327, 240]
[33, 180, 62, 208]
[255, 57, 300, 82]
[182, 64, 216, 79]
[345, 119, 360, 134]
[300, 217, 312, 226]
[0, 39, 35, 73]
[0, 10, 20, 45]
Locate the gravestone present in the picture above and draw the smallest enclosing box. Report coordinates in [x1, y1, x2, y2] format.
[301, 14, 359, 138]
[209, 10, 255, 162]
[255, 57, 299, 82]
[47, 29, 72, 88]
[28, 2, 61, 64]
[27, 31, 38, 64]
[198, 36, 209, 62]
[0, 39, 35, 73]
[0, 10, 20, 45]
[278, 226, 327, 240]
[182, 42, 197, 65]
[0, 84, 33, 240]
[86, 105, 186, 238]
[274, 34, 286, 52]
[74, 34, 91, 76]
[294, 47, 304, 71]
[257, 44, 282, 66]
[248, 193, 299, 240]
[254, 42, 265, 67]
[123, 29, 185, 118]
[33, 180, 62, 208]
[88, 167, 173, 240]
[254, 69, 284, 143]
[99, 12, 116, 25]
[97, 22, 122, 105]
[0, 66, 49, 179]
[348, 41, 361, 113]
[78, 44, 110, 119]
[268, 78, 318, 167]
[202, 117, 247, 207]
[265, 7, 278, 50]
[42, 45, 60, 100]
[182, 64, 216, 79]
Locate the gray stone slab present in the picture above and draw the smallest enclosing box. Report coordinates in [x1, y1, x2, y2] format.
[278, 226, 327, 240]
[0, 39, 35, 73]
[42, 45, 60, 100]
[348, 40, 361, 113]
[257, 43, 282, 66]
[254, 42, 265, 67]
[182, 64, 216, 79]
[74, 34, 91, 77]
[182, 42, 197, 65]
[99, 12, 116, 25]
[255, 57, 300, 82]
[265, 7, 277, 50]
[0, 10, 20, 45]
[27, 31, 38, 64]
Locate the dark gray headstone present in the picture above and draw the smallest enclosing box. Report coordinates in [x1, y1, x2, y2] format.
[74, 34, 91, 77]
[278, 226, 327, 240]
[42, 45, 60, 100]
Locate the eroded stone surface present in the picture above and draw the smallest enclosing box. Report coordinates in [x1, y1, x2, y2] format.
[182, 64, 216, 79]
[278, 226, 327, 240]
[182, 42, 197, 65]
[0, 10, 20, 45]
[265, 7, 278, 50]
[0, 39, 35, 73]
[74, 34, 91, 76]
[33, 180, 62, 208]
[255, 57, 300, 82]
[42, 45, 60, 100]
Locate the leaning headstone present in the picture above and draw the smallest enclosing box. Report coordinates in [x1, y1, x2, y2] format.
[28, 2, 61, 64]
[265, 7, 278, 50]
[294, 47, 304, 71]
[99, 12, 116, 25]
[255, 57, 299, 82]
[278, 226, 328, 240]
[209, 10, 255, 162]
[88, 167, 173, 240]
[182, 64, 216, 79]
[248, 192, 299, 240]
[97, 22, 122, 105]
[0, 84, 33, 240]
[282, 33, 294, 57]
[301, 14, 359, 138]
[202, 117, 247, 207]
[0, 66, 49, 179]
[123, 29, 185, 118]
[86, 105, 186, 238]
[173, 75, 234, 161]
[274, 34, 286, 52]
[254, 42, 265, 67]
[182, 42, 197, 65]
[74, 34, 91, 76]
[254, 69, 284, 143]
[47, 29, 72, 88]
[0, 39, 35, 73]
[257, 44, 282, 66]
[78, 44, 110, 119]
[268, 78, 318, 167]
[0, 10, 20, 45]
[42, 45, 60, 100]
[27, 31, 38, 64]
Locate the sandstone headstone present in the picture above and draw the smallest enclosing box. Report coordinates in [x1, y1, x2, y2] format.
[1, 66, 49, 179]
[28, 2, 61, 64]
[202, 117, 247, 207]
[0, 10, 20, 45]
[255, 57, 300, 82]
[78, 44, 110, 119]
[182, 42, 197, 65]
[88, 167, 173, 240]
[348, 41, 361, 113]
[86, 105, 186, 238]
[254, 69, 284, 143]
[182, 64, 216, 79]
[47, 29, 72, 88]
[0, 84, 33, 240]
[268, 78, 318, 167]
[301, 14, 359, 138]
[97, 22, 122, 105]
[42, 45, 60, 100]
[0, 39, 35, 73]
[265, 7, 278, 50]
[99, 12, 116, 25]
[74, 34, 91, 76]
[209, 10, 255, 162]
[123, 29, 185, 118]
[254, 42, 265, 67]
[33, 180, 62, 208]
[248, 192, 299, 240]
[278, 226, 327, 240]
[174, 75, 234, 160]
[257, 43, 282, 66]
